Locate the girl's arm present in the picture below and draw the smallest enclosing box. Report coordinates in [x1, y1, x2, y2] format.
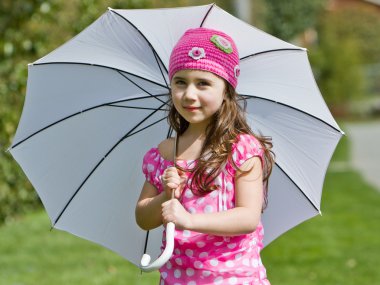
[161, 156, 264, 236]
[135, 181, 168, 231]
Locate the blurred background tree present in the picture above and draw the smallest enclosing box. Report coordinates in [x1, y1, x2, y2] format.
[264, 0, 326, 41]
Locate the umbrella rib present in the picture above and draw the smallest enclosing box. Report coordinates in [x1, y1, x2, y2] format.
[153, 50, 170, 89]
[200, 3, 215, 27]
[275, 162, 320, 212]
[240, 48, 305, 61]
[116, 70, 169, 105]
[53, 102, 168, 226]
[109, 9, 169, 78]
[241, 95, 343, 134]
[31, 62, 169, 90]
[107, 104, 168, 111]
[11, 94, 169, 149]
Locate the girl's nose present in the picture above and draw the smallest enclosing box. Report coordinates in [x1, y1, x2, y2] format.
[183, 84, 197, 101]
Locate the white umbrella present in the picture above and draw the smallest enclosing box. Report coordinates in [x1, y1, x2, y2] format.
[9, 4, 344, 271]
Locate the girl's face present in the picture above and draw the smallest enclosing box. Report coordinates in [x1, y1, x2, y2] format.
[171, 69, 226, 128]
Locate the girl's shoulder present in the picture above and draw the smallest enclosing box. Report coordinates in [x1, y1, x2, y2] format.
[233, 133, 262, 150]
[158, 137, 175, 162]
[142, 138, 175, 163]
[231, 133, 264, 167]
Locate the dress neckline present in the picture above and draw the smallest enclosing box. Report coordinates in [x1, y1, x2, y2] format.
[154, 147, 196, 163]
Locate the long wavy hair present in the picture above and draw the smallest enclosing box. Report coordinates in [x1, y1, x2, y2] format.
[168, 82, 275, 209]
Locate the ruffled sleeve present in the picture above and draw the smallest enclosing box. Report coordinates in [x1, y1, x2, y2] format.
[230, 134, 264, 169]
[142, 148, 165, 193]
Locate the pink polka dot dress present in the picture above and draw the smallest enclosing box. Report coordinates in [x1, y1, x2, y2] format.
[142, 134, 270, 285]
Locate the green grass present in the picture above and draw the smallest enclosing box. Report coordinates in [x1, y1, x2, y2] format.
[1, 134, 380, 284]
[262, 134, 380, 284]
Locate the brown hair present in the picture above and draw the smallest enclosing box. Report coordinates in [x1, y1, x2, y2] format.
[168, 82, 275, 209]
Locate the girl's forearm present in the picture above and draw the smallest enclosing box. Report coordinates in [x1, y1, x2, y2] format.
[187, 207, 260, 236]
[135, 191, 168, 231]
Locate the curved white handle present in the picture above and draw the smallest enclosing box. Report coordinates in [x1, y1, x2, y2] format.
[140, 222, 175, 272]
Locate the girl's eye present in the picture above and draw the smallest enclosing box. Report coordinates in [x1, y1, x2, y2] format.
[175, 80, 186, 85]
[198, 81, 210, 86]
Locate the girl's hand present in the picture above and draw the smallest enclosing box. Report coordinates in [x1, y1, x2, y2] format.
[162, 199, 192, 230]
[161, 167, 186, 199]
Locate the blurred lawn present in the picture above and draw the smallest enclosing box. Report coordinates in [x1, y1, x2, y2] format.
[1, 133, 379, 284]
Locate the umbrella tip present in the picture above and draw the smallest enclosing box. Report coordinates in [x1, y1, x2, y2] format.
[107, 7, 114, 11]
[319, 210, 323, 216]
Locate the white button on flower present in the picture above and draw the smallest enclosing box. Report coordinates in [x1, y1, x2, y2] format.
[188, 47, 206, 60]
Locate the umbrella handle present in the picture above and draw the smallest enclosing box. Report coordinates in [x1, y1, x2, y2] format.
[140, 221, 175, 272]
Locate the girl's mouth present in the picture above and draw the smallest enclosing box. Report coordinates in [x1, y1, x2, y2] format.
[184, 106, 201, 111]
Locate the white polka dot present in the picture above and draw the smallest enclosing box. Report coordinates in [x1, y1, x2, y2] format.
[147, 164, 154, 172]
[188, 282, 196, 285]
[227, 243, 237, 249]
[210, 259, 219, 266]
[186, 268, 195, 276]
[185, 190, 194, 198]
[199, 252, 208, 259]
[210, 190, 218, 198]
[185, 249, 193, 257]
[242, 259, 250, 266]
[226, 260, 235, 267]
[194, 261, 203, 269]
[251, 259, 259, 267]
[161, 271, 168, 279]
[196, 241, 205, 248]
[235, 268, 244, 274]
[214, 241, 223, 246]
[174, 269, 181, 278]
[183, 230, 191, 237]
[197, 197, 205, 204]
[175, 249, 181, 255]
[202, 270, 211, 277]
[175, 258, 182, 265]
[226, 182, 233, 191]
[229, 277, 238, 284]
[166, 261, 172, 269]
[160, 280, 165, 285]
[204, 205, 214, 213]
[214, 276, 224, 284]
[189, 207, 197, 214]
[235, 253, 243, 260]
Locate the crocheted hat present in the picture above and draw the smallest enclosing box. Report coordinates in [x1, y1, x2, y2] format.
[169, 27, 240, 89]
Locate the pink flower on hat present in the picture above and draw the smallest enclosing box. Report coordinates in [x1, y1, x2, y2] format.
[188, 47, 206, 60]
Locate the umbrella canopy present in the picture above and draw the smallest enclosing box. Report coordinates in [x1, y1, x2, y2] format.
[10, 4, 343, 268]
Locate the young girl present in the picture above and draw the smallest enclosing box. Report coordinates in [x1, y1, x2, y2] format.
[136, 27, 274, 285]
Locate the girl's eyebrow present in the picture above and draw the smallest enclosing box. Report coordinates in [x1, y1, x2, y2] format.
[172, 76, 185, 81]
[172, 75, 213, 82]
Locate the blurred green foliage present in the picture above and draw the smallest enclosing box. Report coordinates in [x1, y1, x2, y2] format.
[309, 4, 380, 114]
[264, 0, 326, 41]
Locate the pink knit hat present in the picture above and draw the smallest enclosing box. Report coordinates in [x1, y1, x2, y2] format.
[169, 27, 240, 89]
